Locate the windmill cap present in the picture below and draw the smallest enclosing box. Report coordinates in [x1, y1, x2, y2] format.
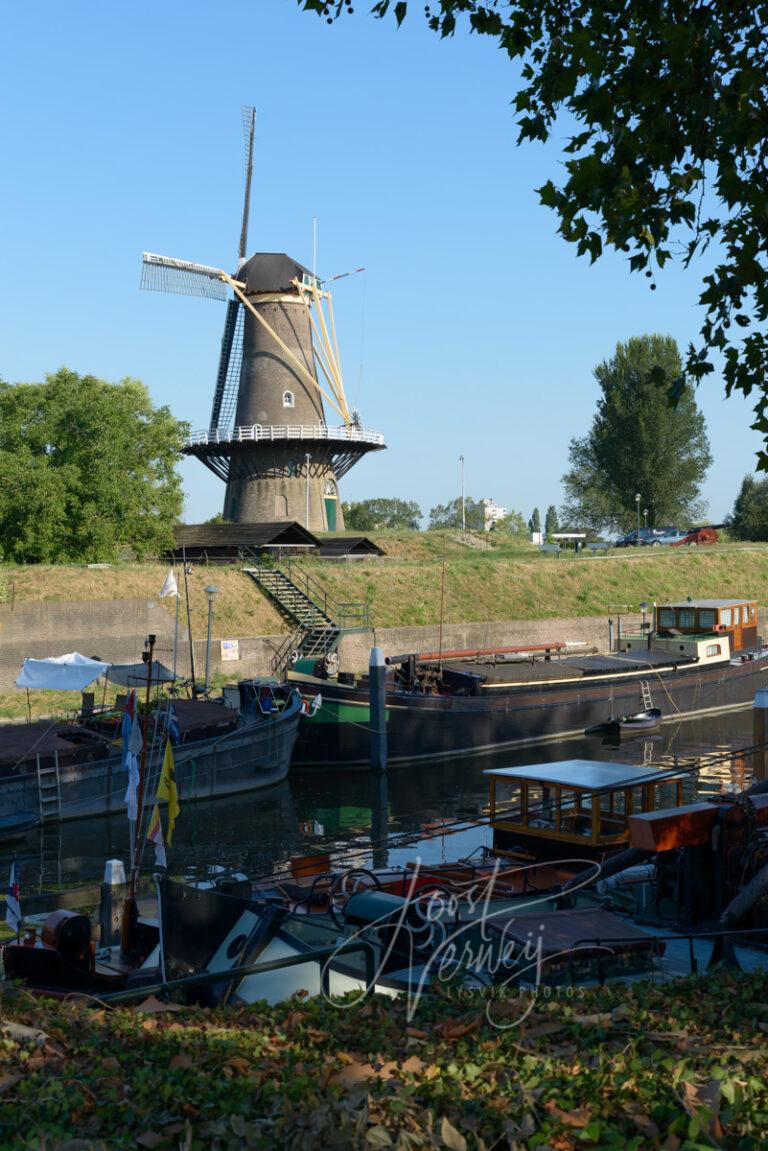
[236, 252, 313, 294]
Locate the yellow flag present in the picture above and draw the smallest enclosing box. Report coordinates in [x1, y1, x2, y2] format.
[156, 739, 180, 845]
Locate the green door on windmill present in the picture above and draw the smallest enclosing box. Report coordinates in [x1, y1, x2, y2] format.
[324, 498, 337, 531]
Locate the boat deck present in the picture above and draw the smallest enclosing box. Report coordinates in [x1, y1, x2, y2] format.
[440, 648, 694, 685]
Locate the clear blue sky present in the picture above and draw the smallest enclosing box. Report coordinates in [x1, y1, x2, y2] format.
[1, 0, 760, 524]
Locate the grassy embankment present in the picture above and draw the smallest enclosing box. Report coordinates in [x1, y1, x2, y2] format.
[1, 973, 767, 1149]
[3, 540, 768, 634]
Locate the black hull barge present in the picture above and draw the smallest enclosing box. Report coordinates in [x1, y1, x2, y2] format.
[291, 598, 768, 768]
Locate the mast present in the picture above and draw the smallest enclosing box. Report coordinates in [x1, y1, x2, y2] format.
[120, 634, 156, 957]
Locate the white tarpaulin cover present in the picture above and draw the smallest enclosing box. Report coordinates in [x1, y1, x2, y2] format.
[16, 652, 110, 691]
[106, 661, 176, 687]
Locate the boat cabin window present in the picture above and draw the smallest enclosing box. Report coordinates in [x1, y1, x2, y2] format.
[720, 608, 732, 626]
[659, 609, 675, 628]
[699, 609, 716, 628]
[679, 609, 695, 629]
[706, 643, 722, 657]
[733, 607, 740, 624]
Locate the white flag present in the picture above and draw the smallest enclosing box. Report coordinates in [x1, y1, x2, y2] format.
[159, 570, 179, 599]
[124, 712, 143, 820]
[5, 858, 21, 935]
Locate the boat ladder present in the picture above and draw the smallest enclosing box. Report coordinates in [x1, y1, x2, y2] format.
[36, 751, 62, 823]
[640, 680, 654, 711]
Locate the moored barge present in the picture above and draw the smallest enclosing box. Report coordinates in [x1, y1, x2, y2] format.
[291, 598, 768, 766]
[0, 681, 301, 823]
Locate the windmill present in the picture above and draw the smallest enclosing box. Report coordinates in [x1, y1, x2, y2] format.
[141, 106, 385, 530]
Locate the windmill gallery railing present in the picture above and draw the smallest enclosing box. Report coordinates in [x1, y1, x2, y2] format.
[187, 424, 385, 448]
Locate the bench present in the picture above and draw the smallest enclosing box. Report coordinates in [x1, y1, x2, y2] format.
[586, 541, 611, 555]
[539, 543, 561, 558]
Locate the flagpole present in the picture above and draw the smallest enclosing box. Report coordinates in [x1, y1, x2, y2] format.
[173, 584, 179, 682]
[121, 634, 156, 958]
[182, 548, 197, 695]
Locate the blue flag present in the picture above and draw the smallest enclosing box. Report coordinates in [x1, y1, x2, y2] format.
[167, 703, 180, 745]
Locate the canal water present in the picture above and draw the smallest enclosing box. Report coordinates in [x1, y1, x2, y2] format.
[7, 708, 761, 893]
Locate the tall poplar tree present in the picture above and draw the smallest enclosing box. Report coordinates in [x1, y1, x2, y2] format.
[561, 336, 711, 533]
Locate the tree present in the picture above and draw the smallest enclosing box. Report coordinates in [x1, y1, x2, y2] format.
[342, 497, 422, 531]
[730, 475, 768, 541]
[528, 507, 541, 535]
[494, 510, 528, 536]
[0, 369, 188, 563]
[544, 505, 559, 538]
[300, 3, 768, 464]
[428, 496, 485, 530]
[561, 336, 711, 533]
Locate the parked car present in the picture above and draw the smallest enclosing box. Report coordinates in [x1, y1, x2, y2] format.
[615, 528, 670, 547]
[654, 529, 689, 546]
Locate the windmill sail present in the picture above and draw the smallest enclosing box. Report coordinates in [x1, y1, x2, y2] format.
[140, 253, 228, 301]
[210, 106, 256, 432]
[239, 106, 256, 263]
[209, 298, 244, 431]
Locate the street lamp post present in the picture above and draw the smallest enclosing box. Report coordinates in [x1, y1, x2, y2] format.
[305, 453, 312, 529]
[635, 492, 641, 538]
[644, 508, 648, 530]
[459, 455, 465, 532]
[204, 585, 219, 694]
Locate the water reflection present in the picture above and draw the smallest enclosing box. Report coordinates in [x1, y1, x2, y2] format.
[7, 708, 760, 892]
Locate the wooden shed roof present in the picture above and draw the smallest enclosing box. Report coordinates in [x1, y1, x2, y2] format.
[318, 536, 385, 557]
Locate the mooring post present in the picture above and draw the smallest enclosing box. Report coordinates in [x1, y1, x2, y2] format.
[608, 617, 615, 652]
[753, 690, 768, 782]
[100, 859, 127, 947]
[369, 645, 387, 771]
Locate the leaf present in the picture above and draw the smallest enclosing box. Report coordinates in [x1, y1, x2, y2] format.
[611, 1003, 634, 1023]
[0, 1074, 21, 1096]
[544, 1101, 592, 1128]
[434, 1014, 482, 1039]
[366, 1126, 393, 1147]
[132, 996, 187, 1015]
[332, 1055, 425, 1089]
[568, 1013, 612, 1027]
[332, 1062, 378, 1088]
[169, 1052, 194, 1070]
[440, 1117, 467, 1150]
[623, 1103, 660, 1138]
[394, 2, 407, 27]
[681, 1078, 723, 1137]
[224, 1055, 252, 1075]
[1, 1021, 48, 1046]
[135, 1134, 167, 1149]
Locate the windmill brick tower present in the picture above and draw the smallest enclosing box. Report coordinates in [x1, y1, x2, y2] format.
[141, 108, 384, 530]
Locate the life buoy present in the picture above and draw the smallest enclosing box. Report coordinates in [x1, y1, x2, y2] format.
[289, 649, 300, 665]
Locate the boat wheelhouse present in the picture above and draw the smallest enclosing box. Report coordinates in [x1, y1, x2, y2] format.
[486, 759, 685, 861]
[649, 598, 757, 657]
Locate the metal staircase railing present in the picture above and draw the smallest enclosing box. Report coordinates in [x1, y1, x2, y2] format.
[282, 558, 370, 629]
[243, 556, 368, 677]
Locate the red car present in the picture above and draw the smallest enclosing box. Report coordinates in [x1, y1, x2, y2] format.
[670, 526, 718, 547]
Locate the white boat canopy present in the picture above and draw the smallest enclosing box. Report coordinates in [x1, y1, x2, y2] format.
[16, 652, 110, 691]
